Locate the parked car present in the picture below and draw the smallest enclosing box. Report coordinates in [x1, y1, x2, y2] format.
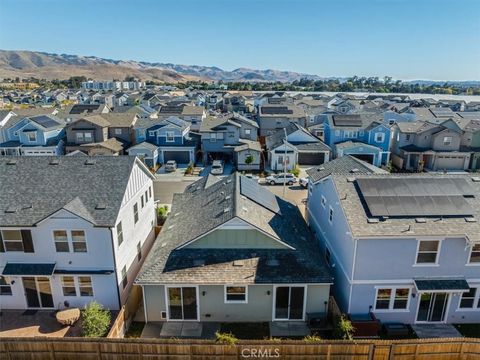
[299, 177, 309, 188]
[165, 160, 177, 172]
[266, 173, 298, 185]
[211, 160, 224, 175]
[245, 174, 260, 182]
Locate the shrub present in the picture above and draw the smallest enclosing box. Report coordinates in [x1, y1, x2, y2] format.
[334, 314, 355, 340]
[289, 164, 300, 177]
[82, 301, 111, 337]
[157, 205, 169, 225]
[185, 163, 194, 175]
[304, 334, 322, 342]
[215, 331, 238, 345]
[245, 154, 254, 165]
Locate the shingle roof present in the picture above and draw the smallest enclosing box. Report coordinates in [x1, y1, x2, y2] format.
[0, 156, 147, 227]
[136, 173, 331, 285]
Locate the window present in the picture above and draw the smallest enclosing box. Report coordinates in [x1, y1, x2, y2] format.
[62, 276, 77, 296]
[133, 203, 139, 224]
[335, 130, 341, 136]
[137, 241, 142, 261]
[375, 288, 410, 310]
[117, 222, 123, 246]
[416, 240, 440, 264]
[329, 207, 334, 223]
[122, 266, 128, 288]
[141, 195, 145, 208]
[27, 132, 37, 142]
[344, 131, 358, 138]
[114, 128, 122, 135]
[2, 230, 23, 252]
[149, 130, 155, 137]
[54, 230, 69, 252]
[325, 247, 332, 266]
[405, 134, 411, 141]
[245, 129, 251, 136]
[459, 288, 477, 308]
[79, 276, 93, 296]
[145, 190, 148, 203]
[72, 230, 87, 252]
[321, 195, 326, 208]
[210, 133, 216, 142]
[277, 155, 284, 165]
[166, 131, 175, 142]
[0, 276, 12, 296]
[375, 133, 385, 142]
[149, 186, 152, 198]
[225, 286, 247, 303]
[443, 136, 453, 146]
[469, 244, 480, 264]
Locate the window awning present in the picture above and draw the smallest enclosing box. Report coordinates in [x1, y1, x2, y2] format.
[414, 278, 470, 292]
[2, 263, 56, 276]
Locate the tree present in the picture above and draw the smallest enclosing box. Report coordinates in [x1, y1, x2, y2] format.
[82, 301, 111, 337]
[245, 154, 254, 165]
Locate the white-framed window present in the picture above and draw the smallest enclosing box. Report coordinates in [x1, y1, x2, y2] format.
[0, 276, 12, 296]
[359, 131, 364, 137]
[245, 129, 251, 136]
[344, 131, 358, 138]
[469, 244, 480, 264]
[117, 222, 123, 247]
[149, 186, 152, 198]
[335, 130, 340, 137]
[375, 132, 385, 142]
[459, 288, 478, 309]
[84, 132, 92, 142]
[416, 240, 440, 265]
[27, 132, 37, 142]
[137, 241, 142, 261]
[54, 230, 69, 252]
[1, 230, 24, 252]
[210, 133, 217, 142]
[114, 128, 122, 135]
[374, 288, 410, 311]
[121, 266, 128, 289]
[329, 206, 334, 223]
[321, 195, 326, 208]
[145, 190, 148, 203]
[224, 286, 248, 303]
[72, 230, 87, 252]
[141, 195, 145, 208]
[217, 132, 224, 140]
[62, 276, 77, 296]
[166, 131, 175, 142]
[277, 155, 284, 165]
[133, 203, 139, 224]
[149, 130, 156, 137]
[79, 276, 94, 296]
[443, 136, 453, 146]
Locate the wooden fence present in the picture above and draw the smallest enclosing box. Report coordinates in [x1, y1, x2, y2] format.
[107, 284, 143, 338]
[1, 337, 478, 359]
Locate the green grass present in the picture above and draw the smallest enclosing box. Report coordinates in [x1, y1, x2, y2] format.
[454, 324, 480, 338]
[219, 322, 270, 340]
[125, 321, 145, 338]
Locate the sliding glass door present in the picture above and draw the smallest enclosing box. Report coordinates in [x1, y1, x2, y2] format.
[416, 292, 449, 322]
[22, 277, 54, 308]
[274, 286, 305, 320]
[167, 287, 198, 321]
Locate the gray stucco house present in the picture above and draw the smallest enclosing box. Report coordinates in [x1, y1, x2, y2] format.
[306, 165, 480, 325]
[136, 173, 332, 323]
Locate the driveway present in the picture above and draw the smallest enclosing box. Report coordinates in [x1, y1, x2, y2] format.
[200, 163, 234, 178]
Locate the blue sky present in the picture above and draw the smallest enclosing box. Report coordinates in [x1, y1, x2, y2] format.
[0, 0, 479, 80]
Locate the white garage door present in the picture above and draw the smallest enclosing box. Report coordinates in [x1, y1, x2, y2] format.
[435, 156, 465, 170]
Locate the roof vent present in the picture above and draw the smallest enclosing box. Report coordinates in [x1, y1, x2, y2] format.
[84, 159, 95, 165]
[415, 218, 427, 223]
[168, 224, 174, 230]
[267, 259, 279, 266]
[350, 168, 360, 173]
[367, 218, 379, 224]
[346, 177, 356, 182]
[6, 159, 16, 165]
[242, 206, 248, 212]
[226, 179, 232, 184]
[223, 207, 230, 213]
[233, 260, 244, 267]
[95, 203, 107, 210]
[49, 159, 60, 165]
[465, 217, 477, 223]
[4, 207, 17, 213]
[225, 195, 231, 200]
[317, 167, 325, 171]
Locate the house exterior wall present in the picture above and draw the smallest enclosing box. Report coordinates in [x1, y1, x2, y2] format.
[108, 127, 132, 144]
[269, 144, 297, 171]
[431, 130, 461, 151]
[236, 149, 261, 171]
[66, 120, 106, 144]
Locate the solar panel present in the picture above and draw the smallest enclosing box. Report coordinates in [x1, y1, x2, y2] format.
[261, 106, 293, 115]
[30, 115, 60, 128]
[69, 104, 100, 114]
[357, 177, 475, 217]
[240, 176, 280, 214]
[159, 106, 183, 114]
[332, 115, 363, 127]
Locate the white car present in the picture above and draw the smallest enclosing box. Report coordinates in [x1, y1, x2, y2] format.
[164, 160, 177, 172]
[244, 174, 260, 182]
[265, 173, 298, 185]
[210, 160, 224, 175]
[299, 177, 309, 188]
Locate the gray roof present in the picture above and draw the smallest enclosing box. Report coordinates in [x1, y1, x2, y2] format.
[306, 155, 387, 183]
[136, 173, 331, 285]
[0, 156, 149, 227]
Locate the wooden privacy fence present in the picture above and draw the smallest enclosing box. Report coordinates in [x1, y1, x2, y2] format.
[1, 337, 479, 359]
[107, 284, 143, 338]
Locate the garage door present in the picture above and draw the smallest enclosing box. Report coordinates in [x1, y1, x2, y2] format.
[435, 156, 465, 170]
[351, 153, 374, 164]
[298, 152, 325, 165]
[164, 151, 190, 164]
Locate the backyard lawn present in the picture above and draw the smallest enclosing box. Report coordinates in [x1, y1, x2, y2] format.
[220, 322, 270, 339]
[454, 324, 480, 338]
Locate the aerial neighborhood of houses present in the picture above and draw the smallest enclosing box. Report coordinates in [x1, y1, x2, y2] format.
[1, 82, 479, 340]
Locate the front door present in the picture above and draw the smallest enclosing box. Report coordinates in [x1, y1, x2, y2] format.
[167, 287, 198, 321]
[22, 277, 54, 308]
[274, 286, 305, 321]
[416, 292, 449, 322]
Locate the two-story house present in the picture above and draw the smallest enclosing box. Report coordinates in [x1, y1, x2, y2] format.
[0, 156, 156, 310]
[306, 171, 480, 325]
[0, 114, 65, 156]
[257, 105, 307, 136]
[323, 114, 391, 167]
[200, 113, 260, 167]
[136, 173, 332, 328]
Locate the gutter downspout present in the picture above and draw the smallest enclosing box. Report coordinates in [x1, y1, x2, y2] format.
[109, 228, 122, 310]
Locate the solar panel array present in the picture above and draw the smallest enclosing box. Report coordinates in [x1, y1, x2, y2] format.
[159, 106, 183, 114]
[69, 104, 100, 114]
[240, 176, 280, 214]
[332, 115, 363, 127]
[430, 108, 454, 117]
[356, 177, 475, 217]
[30, 115, 60, 128]
[261, 106, 293, 115]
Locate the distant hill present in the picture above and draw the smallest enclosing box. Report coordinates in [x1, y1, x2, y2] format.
[0, 50, 323, 83]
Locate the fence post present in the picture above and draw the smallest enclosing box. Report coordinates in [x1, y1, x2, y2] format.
[97, 342, 102, 360]
[388, 344, 395, 360]
[326, 344, 331, 360]
[459, 341, 465, 360]
[49, 342, 56, 360]
[367, 344, 374, 360]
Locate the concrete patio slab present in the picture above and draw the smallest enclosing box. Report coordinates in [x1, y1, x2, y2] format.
[141, 322, 163, 338]
[160, 322, 183, 337]
[411, 324, 463, 338]
[181, 322, 202, 337]
[269, 322, 309, 337]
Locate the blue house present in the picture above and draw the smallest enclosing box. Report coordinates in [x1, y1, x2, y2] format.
[0, 115, 65, 156]
[323, 114, 391, 167]
[132, 116, 198, 164]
